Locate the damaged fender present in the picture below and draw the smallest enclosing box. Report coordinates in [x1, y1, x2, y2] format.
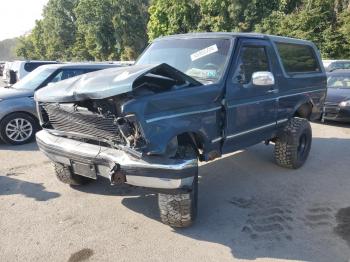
[35, 63, 223, 160]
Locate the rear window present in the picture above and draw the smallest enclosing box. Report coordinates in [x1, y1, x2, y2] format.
[24, 62, 57, 72]
[275, 42, 321, 74]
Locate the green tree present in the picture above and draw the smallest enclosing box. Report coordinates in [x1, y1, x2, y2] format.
[256, 0, 349, 58]
[112, 0, 149, 60]
[147, 0, 200, 41]
[42, 0, 79, 60]
[74, 0, 116, 60]
[16, 20, 46, 60]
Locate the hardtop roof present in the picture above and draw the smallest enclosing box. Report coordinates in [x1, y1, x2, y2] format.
[155, 32, 315, 46]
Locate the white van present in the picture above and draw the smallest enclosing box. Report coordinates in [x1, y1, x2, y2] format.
[11, 60, 58, 82]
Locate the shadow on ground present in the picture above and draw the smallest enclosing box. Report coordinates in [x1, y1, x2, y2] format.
[320, 120, 350, 128]
[120, 137, 350, 261]
[0, 141, 39, 151]
[60, 136, 350, 261]
[0, 175, 60, 201]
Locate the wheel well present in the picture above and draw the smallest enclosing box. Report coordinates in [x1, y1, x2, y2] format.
[1, 111, 39, 125]
[294, 103, 313, 120]
[176, 132, 204, 156]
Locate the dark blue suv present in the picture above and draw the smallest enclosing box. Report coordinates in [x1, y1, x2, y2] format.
[35, 33, 327, 227]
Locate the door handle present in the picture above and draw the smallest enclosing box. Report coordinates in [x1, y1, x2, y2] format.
[267, 89, 278, 94]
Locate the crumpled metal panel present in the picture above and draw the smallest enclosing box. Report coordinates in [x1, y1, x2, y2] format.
[34, 63, 200, 103]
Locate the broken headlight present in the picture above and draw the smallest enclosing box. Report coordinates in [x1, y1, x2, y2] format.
[116, 115, 146, 148]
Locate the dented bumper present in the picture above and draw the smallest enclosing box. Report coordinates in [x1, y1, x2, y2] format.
[36, 130, 196, 191]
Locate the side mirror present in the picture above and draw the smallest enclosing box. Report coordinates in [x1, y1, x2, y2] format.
[252, 71, 275, 86]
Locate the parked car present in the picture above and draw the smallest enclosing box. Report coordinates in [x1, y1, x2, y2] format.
[35, 33, 327, 227]
[323, 69, 350, 122]
[10, 60, 59, 83]
[0, 63, 122, 145]
[323, 59, 350, 72]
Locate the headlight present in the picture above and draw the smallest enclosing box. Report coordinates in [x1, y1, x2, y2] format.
[339, 100, 350, 107]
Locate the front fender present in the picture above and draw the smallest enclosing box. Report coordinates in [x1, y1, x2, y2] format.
[121, 85, 224, 156]
[0, 97, 37, 121]
[125, 106, 222, 155]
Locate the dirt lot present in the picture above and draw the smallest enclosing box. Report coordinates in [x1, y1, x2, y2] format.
[1, 79, 350, 261]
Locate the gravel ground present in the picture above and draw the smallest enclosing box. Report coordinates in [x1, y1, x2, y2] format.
[1, 78, 350, 261]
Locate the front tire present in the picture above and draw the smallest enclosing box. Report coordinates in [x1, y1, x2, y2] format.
[0, 112, 38, 145]
[54, 163, 92, 186]
[274, 117, 312, 169]
[158, 144, 198, 228]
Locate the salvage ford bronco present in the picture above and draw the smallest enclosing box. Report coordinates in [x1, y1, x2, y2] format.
[35, 33, 327, 227]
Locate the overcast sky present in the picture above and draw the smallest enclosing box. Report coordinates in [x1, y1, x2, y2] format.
[0, 0, 49, 41]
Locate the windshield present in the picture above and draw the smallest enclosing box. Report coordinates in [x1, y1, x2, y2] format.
[327, 76, 350, 88]
[12, 66, 56, 90]
[328, 62, 350, 71]
[136, 38, 232, 84]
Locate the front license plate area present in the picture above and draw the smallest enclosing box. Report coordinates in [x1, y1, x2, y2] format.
[71, 160, 97, 179]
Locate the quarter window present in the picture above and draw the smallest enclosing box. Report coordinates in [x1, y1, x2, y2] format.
[234, 46, 270, 84]
[276, 42, 321, 74]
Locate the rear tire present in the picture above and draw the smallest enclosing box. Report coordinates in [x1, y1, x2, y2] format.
[158, 144, 198, 228]
[54, 163, 92, 186]
[274, 117, 312, 169]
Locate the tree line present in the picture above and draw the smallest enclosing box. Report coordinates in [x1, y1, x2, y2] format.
[0, 38, 18, 61]
[16, 0, 350, 61]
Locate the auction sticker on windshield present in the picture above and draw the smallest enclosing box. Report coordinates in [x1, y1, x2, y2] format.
[191, 44, 218, 61]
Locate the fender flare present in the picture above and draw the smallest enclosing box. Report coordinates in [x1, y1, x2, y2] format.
[292, 97, 314, 119]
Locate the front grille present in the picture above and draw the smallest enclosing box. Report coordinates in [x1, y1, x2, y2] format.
[324, 102, 339, 107]
[324, 102, 340, 118]
[40, 103, 124, 143]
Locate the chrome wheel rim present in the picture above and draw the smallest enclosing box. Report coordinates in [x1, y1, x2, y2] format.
[5, 118, 33, 142]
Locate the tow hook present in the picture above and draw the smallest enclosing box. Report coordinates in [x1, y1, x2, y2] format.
[109, 165, 126, 185]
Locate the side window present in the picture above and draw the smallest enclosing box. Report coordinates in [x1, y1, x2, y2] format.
[233, 46, 270, 85]
[276, 42, 321, 74]
[50, 70, 63, 83]
[24, 63, 43, 72]
[49, 69, 85, 83]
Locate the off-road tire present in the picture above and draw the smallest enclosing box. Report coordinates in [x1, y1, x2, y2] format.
[274, 117, 312, 169]
[54, 163, 92, 186]
[158, 145, 198, 228]
[0, 112, 38, 145]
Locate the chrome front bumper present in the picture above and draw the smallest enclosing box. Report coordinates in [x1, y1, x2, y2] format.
[36, 130, 196, 190]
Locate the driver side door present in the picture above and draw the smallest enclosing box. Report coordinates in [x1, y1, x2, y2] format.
[222, 38, 278, 153]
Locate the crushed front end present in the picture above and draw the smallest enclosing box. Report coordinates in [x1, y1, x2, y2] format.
[34, 64, 200, 191]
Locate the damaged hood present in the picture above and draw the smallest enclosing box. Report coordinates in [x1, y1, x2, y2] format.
[35, 63, 200, 103]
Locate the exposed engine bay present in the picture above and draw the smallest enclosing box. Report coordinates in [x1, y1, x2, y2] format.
[36, 63, 203, 157]
[39, 96, 146, 153]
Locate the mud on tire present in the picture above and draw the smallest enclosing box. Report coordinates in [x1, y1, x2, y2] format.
[158, 144, 198, 228]
[274, 117, 312, 169]
[54, 163, 92, 186]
